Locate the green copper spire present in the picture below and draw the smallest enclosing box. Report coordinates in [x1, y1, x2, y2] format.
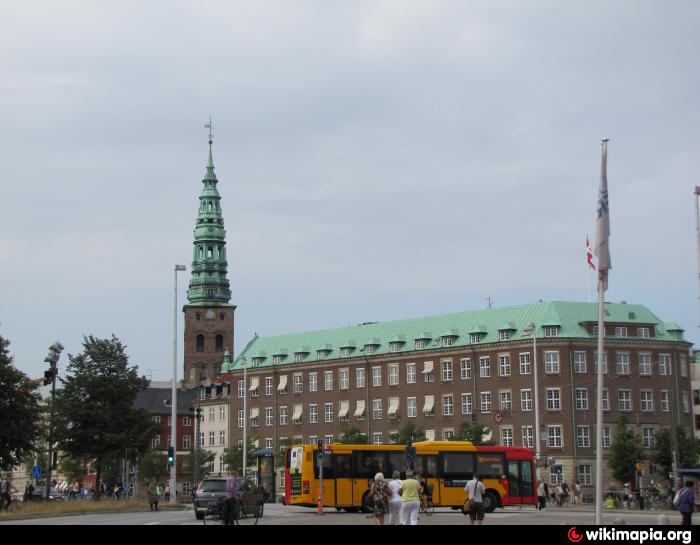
[186, 122, 232, 305]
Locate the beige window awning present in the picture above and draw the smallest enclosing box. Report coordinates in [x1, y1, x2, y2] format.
[292, 404, 303, 421]
[425, 429, 436, 441]
[249, 407, 259, 419]
[422, 395, 435, 413]
[253, 438, 260, 448]
[248, 376, 259, 392]
[388, 397, 400, 415]
[421, 361, 434, 374]
[277, 375, 288, 391]
[339, 400, 350, 418]
[354, 399, 366, 417]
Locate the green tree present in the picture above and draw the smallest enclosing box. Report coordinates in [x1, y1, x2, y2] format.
[653, 426, 700, 475]
[389, 423, 426, 445]
[139, 448, 168, 482]
[453, 422, 495, 445]
[609, 416, 644, 485]
[0, 335, 41, 470]
[223, 436, 257, 475]
[337, 427, 368, 444]
[53, 335, 160, 499]
[58, 455, 89, 482]
[181, 447, 215, 482]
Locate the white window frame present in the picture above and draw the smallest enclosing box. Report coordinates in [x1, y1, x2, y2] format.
[265, 377, 273, 396]
[461, 393, 472, 415]
[659, 354, 671, 376]
[480, 392, 492, 413]
[577, 426, 590, 448]
[373, 399, 382, 420]
[265, 407, 273, 427]
[309, 404, 318, 424]
[548, 425, 563, 448]
[575, 388, 588, 410]
[546, 388, 561, 410]
[521, 426, 534, 449]
[579, 464, 592, 485]
[501, 426, 513, 447]
[519, 353, 531, 375]
[389, 364, 399, 386]
[324, 403, 334, 423]
[616, 351, 630, 375]
[602, 388, 609, 411]
[574, 351, 587, 374]
[661, 390, 670, 412]
[372, 366, 382, 387]
[442, 394, 454, 416]
[639, 353, 652, 376]
[442, 360, 453, 382]
[460, 358, 472, 379]
[615, 326, 627, 337]
[293, 373, 303, 394]
[356, 367, 366, 388]
[544, 351, 560, 374]
[521, 389, 532, 411]
[637, 327, 650, 338]
[309, 372, 318, 392]
[602, 426, 611, 448]
[339, 369, 349, 390]
[640, 390, 653, 412]
[544, 326, 559, 337]
[642, 426, 655, 448]
[406, 363, 416, 384]
[499, 355, 511, 377]
[279, 406, 288, 426]
[407, 397, 417, 418]
[479, 356, 490, 378]
[618, 389, 632, 411]
[500, 390, 512, 411]
[324, 371, 333, 391]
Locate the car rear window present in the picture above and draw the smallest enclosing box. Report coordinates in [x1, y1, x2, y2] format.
[200, 480, 226, 492]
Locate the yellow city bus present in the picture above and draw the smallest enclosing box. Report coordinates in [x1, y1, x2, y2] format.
[284, 441, 536, 512]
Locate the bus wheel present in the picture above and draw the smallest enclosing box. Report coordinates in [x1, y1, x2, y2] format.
[483, 491, 499, 513]
[344, 507, 360, 513]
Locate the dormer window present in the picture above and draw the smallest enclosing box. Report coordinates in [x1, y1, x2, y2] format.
[317, 350, 328, 360]
[252, 357, 264, 367]
[499, 331, 511, 341]
[442, 337, 454, 347]
[544, 326, 559, 337]
[390, 342, 402, 353]
[416, 339, 427, 350]
[295, 353, 305, 363]
[273, 355, 283, 365]
[614, 327, 627, 337]
[340, 348, 351, 358]
[365, 345, 375, 356]
[470, 333, 481, 344]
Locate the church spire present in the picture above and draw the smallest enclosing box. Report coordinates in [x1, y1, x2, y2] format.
[186, 118, 232, 305]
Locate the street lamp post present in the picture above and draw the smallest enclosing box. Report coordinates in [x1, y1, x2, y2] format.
[171, 264, 186, 504]
[523, 323, 541, 471]
[241, 356, 248, 477]
[43, 341, 64, 501]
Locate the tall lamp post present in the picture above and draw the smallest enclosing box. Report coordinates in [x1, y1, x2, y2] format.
[523, 323, 541, 472]
[43, 341, 64, 501]
[241, 356, 248, 477]
[171, 264, 186, 504]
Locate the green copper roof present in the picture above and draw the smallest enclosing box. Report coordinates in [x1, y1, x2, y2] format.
[223, 301, 686, 372]
[186, 142, 232, 306]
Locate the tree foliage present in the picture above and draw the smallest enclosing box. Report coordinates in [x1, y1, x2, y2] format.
[53, 335, 159, 498]
[337, 426, 368, 444]
[390, 423, 426, 445]
[0, 335, 41, 470]
[609, 416, 644, 485]
[653, 426, 700, 475]
[453, 422, 495, 445]
[223, 436, 258, 475]
[181, 447, 216, 482]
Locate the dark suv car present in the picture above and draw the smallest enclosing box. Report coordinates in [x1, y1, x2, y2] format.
[193, 477, 265, 520]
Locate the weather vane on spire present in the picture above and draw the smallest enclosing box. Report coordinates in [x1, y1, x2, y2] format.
[205, 116, 214, 145]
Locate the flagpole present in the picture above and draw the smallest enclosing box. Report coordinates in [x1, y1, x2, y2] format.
[594, 138, 610, 525]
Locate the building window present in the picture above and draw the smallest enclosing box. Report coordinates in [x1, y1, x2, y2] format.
[637, 327, 650, 338]
[324, 371, 333, 391]
[372, 432, 383, 445]
[365, 345, 375, 356]
[442, 394, 454, 416]
[340, 348, 351, 358]
[443, 429, 455, 441]
[339, 369, 350, 390]
[209, 407, 215, 422]
[659, 354, 671, 376]
[317, 350, 328, 360]
[639, 353, 652, 376]
[499, 355, 511, 377]
[519, 353, 531, 375]
[183, 416, 191, 427]
[642, 426, 655, 448]
[293, 374, 303, 394]
[279, 406, 288, 426]
[578, 465, 592, 486]
[661, 390, 670, 412]
[640, 390, 653, 412]
[325, 403, 334, 423]
[470, 333, 481, 344]
[544, 326, 559, 337]
[602, 389, 609, 411]
[521, 426, 534, 449]
[237, 380, 245, 399]
[575, 388, 588, 411]
[372, 367, 382, 387]
[574, 352, 587, 374]
[406, 363, 416, 384]
[416, 339, 427, 350]
[273, 355, 282, 365]
[577, 426, 590, 448]
[390, 342, 402, 353]
[546, 388, 561, 411]
[501, 426, 513, 447]
[208, 431, 215, 447]
[461, 393, 472, 415]
[196, 335, 205, 352]
[602, 426, 611, 448]
[389, 364, 399, 386]
[265, 377, 273, 396]
[442, 360, 453, 382]
[616, 352, 630, 375]
[308, 404, 318, 424]
[683, 391, 690, 414]
[356, 368, 366, 388]
[152, 416, 161, 424]
[480, 392, 492, 413]
[615, 326, 627, 337]
[215, 335, 224, 352]
[237, 410, 245, 429]
[151, 435, 160, 448]
[595, 351, 608, 374]
[373, 399, 382, 420]
[309, 372, 318, 392]
[183, 435, 192, 449]
[220, 430, 226, 446]
[499, 330, 511, 341]
[618, 390, 632, 411]
[548, 425, 563, 448]
[544, 351, 560, 374]
[681, 356, 688, 378]
[521, 389, 532, 411]
[295, 353, 304, 363]
[442, 337, 454, 347]
[407, 397, 417, 418]
[460, 358, 471, 379]
[265, 407, 273, 427]
[500, 390, 512, 411]
[479, 357, 490, 378]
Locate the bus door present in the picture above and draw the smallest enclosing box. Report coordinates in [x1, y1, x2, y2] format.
[510, 459, 535, 505]
[438, 451, 473, 507]
[416, 454, 440, 506]
[334, 454, 353, 507]
[506, 460, 522, 504]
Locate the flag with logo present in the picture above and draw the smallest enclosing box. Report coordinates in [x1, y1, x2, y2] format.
[594, 139, 611, 290]
[586, 236, 596, 270]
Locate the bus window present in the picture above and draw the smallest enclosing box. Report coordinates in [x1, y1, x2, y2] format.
[476, 453, 504, 478]
[387, 452, 406, 477]
[416, 455, 438, 477]
[441, 452, 475, 477]
[520, 460, 534, 494]
[355, 451, 386, 479]
[335, 454, 351, 478]
[313, 452, 334, 479]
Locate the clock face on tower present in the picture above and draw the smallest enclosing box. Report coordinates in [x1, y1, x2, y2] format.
[205, 309, 215, 320]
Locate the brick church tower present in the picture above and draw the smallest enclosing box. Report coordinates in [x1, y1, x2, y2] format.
[183, 129, 236, 386]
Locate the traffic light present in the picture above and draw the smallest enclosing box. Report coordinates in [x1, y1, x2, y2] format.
[167, 446, 175, 466]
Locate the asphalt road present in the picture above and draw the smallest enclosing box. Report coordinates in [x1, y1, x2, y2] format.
[0, 504, 690, 525]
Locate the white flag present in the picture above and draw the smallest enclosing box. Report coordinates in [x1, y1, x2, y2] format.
[594, 139, 611, 289]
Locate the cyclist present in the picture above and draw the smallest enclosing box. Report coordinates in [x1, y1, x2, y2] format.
[224, 470, 240, 526]
[1, 476, 15, 511]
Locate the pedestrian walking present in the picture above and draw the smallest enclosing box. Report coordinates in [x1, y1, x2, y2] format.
[465, 473, 486, 525]
[676, 481, 695, 526]
[537, 479, 546, 510]
[147, 479, 159, 511]
[224, 470, 240, 526]
[387, 471, 402, 525]
[398, 470, 421, 525]
[573, 481, 581, 505]
[369, 473, 389, 525]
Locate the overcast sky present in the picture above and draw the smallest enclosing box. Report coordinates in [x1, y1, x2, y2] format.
[1, 1, 699, 382]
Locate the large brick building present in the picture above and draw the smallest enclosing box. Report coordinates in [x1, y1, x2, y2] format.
[221, 301, 693, 492]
